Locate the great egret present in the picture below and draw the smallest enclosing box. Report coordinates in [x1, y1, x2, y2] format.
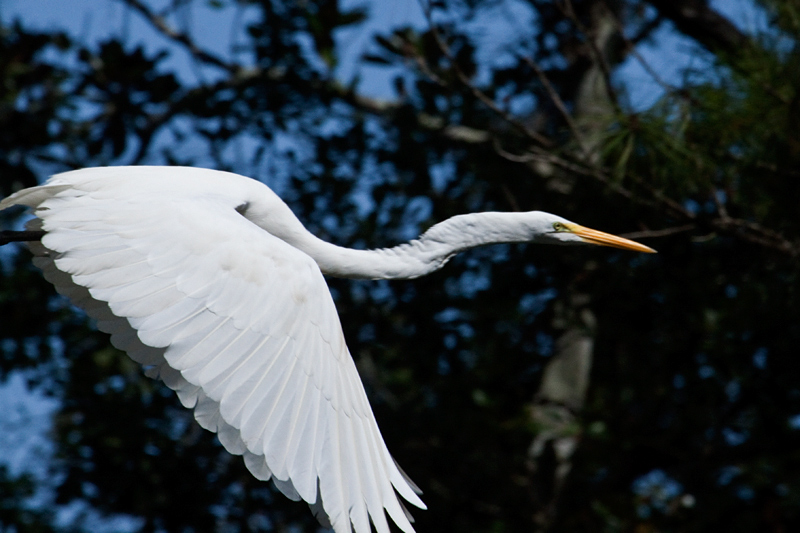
[0, 166, 655, 533]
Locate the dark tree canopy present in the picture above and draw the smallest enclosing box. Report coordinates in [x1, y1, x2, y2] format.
[2, 0, 800, 532]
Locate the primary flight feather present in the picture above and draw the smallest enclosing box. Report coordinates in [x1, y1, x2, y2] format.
[0, 166, 654, 532]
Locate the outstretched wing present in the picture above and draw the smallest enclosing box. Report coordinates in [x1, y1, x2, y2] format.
[3, 168, 424, 533]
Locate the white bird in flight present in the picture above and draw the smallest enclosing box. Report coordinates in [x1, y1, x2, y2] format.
[0, 166, 655, 533]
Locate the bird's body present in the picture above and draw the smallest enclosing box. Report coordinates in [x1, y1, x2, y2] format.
[0, 166, 654, 533]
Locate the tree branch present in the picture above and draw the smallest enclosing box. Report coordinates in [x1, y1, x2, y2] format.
[646, 0, 749, 56]
[119, 0, 797, 258]
[491, 143, 799, 256]
[0, 231, 45, 246]
[419, 2, 553, 148]
[520, 55, 588, 156]
[620, 224, 696, 240]
[122, 0, 235, 73]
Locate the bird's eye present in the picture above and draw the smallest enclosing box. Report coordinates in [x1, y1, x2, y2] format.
[552, 222, 567, 232]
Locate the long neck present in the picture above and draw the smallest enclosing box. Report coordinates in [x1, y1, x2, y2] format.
[283, 212, 537, 280]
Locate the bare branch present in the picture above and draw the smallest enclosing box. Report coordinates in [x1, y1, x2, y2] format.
[0, 231, 45, 246]
[493, 141, 800, 255]
[491, 138, 541, 164]
[620, 225, 695, 239]
[711, 188, 729, 221]
[711, 217, 798, 256]
[122, 0, 235, 73]
[419, 2, 553, 148]
[520, 55, 588, 155]
[647, 0, 749, 56]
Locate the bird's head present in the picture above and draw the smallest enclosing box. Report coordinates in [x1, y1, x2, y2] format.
[528, 212, 656, 253]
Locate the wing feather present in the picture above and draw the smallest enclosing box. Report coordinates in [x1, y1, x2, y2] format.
[289, 379, 323, 501]
[6, 167, 425, 533]
[238, 339, 299, 446]
[243, 450, 273, 481]
[259, 359, 304, 476]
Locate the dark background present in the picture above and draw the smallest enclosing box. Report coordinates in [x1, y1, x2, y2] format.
[1, 0, 799, 531]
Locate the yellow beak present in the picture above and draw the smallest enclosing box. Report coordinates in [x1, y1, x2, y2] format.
[568, 224, 657, 253]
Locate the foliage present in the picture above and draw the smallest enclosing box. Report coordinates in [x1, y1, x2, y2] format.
[1, 0, 800, 532]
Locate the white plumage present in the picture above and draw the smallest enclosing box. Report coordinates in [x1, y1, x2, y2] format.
[0, 166, 654, 532]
